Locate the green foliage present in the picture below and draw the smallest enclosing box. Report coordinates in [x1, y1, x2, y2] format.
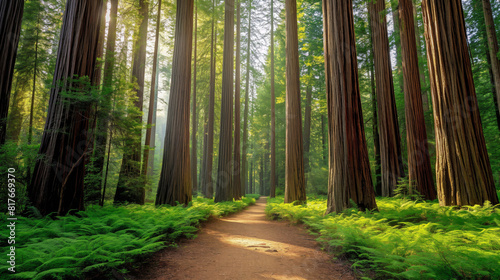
[0, 197, 255, 279]
[266, 196, 500, 280]
[393, 177, 425, 202]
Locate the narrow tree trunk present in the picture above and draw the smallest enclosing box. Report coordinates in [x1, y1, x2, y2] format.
[323, 0, 377, 213]
[148, 57, 160, 178]
[321, 114, 326, 164]
[200, 112, 208, 193]
[391, 0, 405, 98]
[303, 84, 312, 174]
[233, 0, 242, 200]
[399, 0, 436, 200]
[215, 0, 235, 203]
[422, 0, 499, 206]
[201, 0, 217, 199]
[270, 0, 276, 198]
[144, 0, 162, 179]
[0, 0, 24, 145]
[29, 0, 103, 215]
[368, 0, 405, 197]
[482, 0, 500, 120]
[190, 2, 198, 194]
[370, 49, 382, 196]
[284, 0, 306, 204]
[27, 12, 40, 179]
[156, 0, 194, 206]
[413, 4, 430, 112]
[241, 0, 252, 197]
[115, 0, 149, 204]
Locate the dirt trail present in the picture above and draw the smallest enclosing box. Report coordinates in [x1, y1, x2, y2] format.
[134, 197, 356, 280]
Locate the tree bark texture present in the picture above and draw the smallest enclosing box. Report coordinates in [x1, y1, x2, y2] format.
[422, 0, 499, 206]
[323, 0, 378, 213]
[270, 0, 276, 198]
[156, 0, 194, 206]
[369, 0, 405, 197]
[215, 0, 235, 203]
[284, 0, 306, 204]
[115, 0, 149, 204]
[29, 0, 103, 215]
[0, 0, 24, 145]
[233, 0, 242, 199]
[399, 0, 436, 200]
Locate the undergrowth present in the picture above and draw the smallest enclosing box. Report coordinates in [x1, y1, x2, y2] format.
[266, 196, 500, 280]
[0, 196, 255, 280]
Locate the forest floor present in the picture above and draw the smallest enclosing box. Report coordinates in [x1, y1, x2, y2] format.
[130, 197, 356, 280]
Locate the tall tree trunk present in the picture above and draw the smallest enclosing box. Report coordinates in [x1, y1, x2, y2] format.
[27, 12, 40, 179]
[270, 0, 276, 198]
[391, 0, 405, 99]
[370, 49, 382, 196]
[0, 0, 24, 145]
[241, 0, 252, 197]
[399, 0, 436, 200]
[413, 4, 430, 112]
[422, 0, 499, 206]
[148, 56, 160, 178]
[156, 0, 194, 206]
[190, 2, 198, 194]
[482, 0, 500, 120]
[200, 111, 208, 193]
[368, 0, 405, 197]
[323, 0, 377, 213]
[29, 0, 103, 216]
[215, 0, 235, 203]
[115, 0, 149, 204]
[201, 0, 217, 199]
[321, 114, 326, 164]
[144, 0, 162, 179]
[233, 0, 242, 200]
[303, 84, 312, 174]
[284, 0, 306, 204]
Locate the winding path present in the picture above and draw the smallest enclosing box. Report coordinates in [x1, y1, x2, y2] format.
[134, 197, 356, 280]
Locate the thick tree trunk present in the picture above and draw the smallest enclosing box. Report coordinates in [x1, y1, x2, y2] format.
[399, 0, 436, 200]
[270, 0, 276, 198]
[144, 0, 162, 179]
[156, 0, 194, 206]
[323, 0, 377, 213]
[200, 0, 217, 198]
[284, 0, 306, 204]
[233, 0, 242, 200]
[29, 0, 103, 216]
[190, 2, 198, 193]
[214, 0, 235, 203]
[115, 0, 149, 204]
[0, 0, 24, 145]
[422, 0, 499, 206]
[368, 0, 405, 197]
[482, 0, 500, 119]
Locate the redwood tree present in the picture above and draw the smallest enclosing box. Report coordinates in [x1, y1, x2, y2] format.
[200, 0, 217, 198]
[233, 0, 242, 199]
[115, 0, 149, 204]
[156, 0, 194, 206]
[368, 0, 405, 197]
[398, 0, 436, 200]
[241, 0, 252, 195]
[29, 0, 104, 215]
[323, 0, 377, 213]
[422, 0, 499, 206]
[190, 2, 198, 193]
[0, 0, 24, 145]
[284, 0, 306, 204]
[215, 0, 235, 203]
[269, 0, 276, 198]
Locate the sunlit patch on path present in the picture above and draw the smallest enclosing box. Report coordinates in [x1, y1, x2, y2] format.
[133, 197, 355, 280]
